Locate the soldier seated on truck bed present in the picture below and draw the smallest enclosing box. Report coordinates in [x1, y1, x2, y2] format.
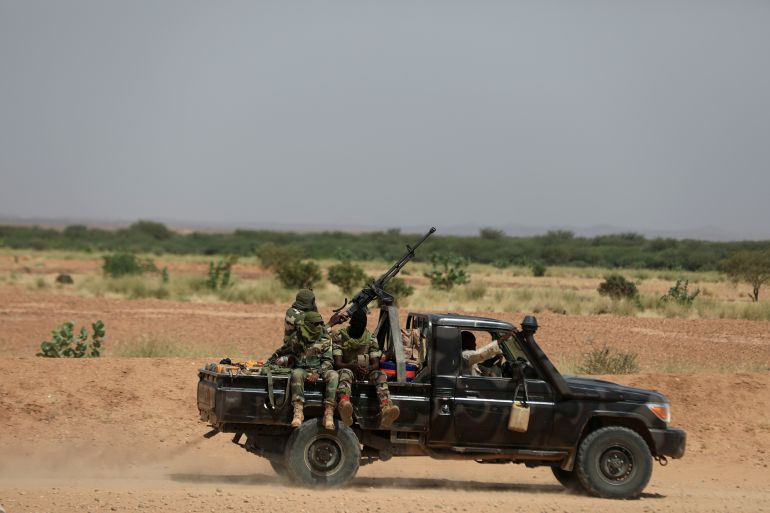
[283, 288, 320, 343]
[266, 311, 339, 430]
[333, 309, 400, 428]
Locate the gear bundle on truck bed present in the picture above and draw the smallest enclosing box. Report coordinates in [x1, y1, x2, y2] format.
[197, 309, 686, 498]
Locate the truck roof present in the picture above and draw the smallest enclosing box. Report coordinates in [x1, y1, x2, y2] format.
[413, 312, 515, 331]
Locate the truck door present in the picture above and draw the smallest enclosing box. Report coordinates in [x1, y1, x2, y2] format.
[453, 330, 555, 448]
[427, 325, 461, 445]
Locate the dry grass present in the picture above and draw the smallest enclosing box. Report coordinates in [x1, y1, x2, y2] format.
[112, 335, 233, 358]
[3, 249, 770, 321]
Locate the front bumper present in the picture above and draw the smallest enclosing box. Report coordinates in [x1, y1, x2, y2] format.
[649, 427, 686, 459]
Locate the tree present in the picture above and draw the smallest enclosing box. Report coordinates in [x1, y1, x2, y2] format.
[597, 275, 638, 300]
[424, 255, 470, 290]
[328, 259, 367, 295]
[128, 220, 173, 240]
[721, 251, 770, 302]
[277, 260, 323, 289]
[479, 227, 505, 240]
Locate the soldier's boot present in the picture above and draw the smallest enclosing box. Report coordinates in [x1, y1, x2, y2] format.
[290, 400, 304, 428]
[337, 395, 354, 427]
[379, 400, 400, 428]
[323, 403, 336, 431]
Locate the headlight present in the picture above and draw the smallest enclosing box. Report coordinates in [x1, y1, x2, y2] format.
[646, 402, 671, 423]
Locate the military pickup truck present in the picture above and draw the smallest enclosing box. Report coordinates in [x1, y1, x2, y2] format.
[197, 310, 686, 499]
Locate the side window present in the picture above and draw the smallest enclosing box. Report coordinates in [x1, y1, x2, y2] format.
[459, 329, 507, 378]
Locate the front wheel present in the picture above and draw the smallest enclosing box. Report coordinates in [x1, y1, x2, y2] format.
[551, 466, 584, 492]
[284, 418, 361, 488]
[575, 426, 652, 499]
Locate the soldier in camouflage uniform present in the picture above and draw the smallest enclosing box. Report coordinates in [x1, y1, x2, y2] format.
[267, 311, 339, 430]
[283, 288, 318, 343]
[333, 309, 400, 428]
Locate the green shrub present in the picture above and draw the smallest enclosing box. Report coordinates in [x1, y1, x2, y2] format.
[207, 256, 237, 290]
[55, 273, 74, 285]
[577, 345, 639, 374]
[492, 259, 509, 269]
[424, 255, 470, 290]
[479, 227, 505, 240]
[597, 274, 638, 300]
[328, 259, 367, 295]
[660, 279, 700, 306]
[276, 259, 322, 289]
[257, 243, 304, 270]
[37, 320, 105, 358]
[383, 277, 414, 305]
[531, 262, 547, 277]
[161, 266, 170, 284]
[720, 250, 770, 302]
[127, 220, 172, 240]
[103, 253, 156, 277]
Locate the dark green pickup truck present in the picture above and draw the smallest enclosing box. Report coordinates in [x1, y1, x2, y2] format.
[197, 310, 685, 499]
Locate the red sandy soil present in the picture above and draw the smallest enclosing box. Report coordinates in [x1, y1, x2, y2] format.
[1, 287, 768, 372]
[1, 287, 769, 512]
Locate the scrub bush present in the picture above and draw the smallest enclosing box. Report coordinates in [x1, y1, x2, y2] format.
[424, 255, 470, 290]
[597, 274, 638, 300]
[328, 259, 367, 295]
[277, 260, 322, 289]
[37, 320, 105, 358]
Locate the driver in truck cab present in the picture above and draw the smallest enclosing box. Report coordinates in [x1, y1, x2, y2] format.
[266, 311, 339, 431]
[460, 330, 504, 376]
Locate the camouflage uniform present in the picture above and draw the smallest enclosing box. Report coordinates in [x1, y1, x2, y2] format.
[283, 289, 317, 344]
[333, 327, 387, 402]
[268, 311, 339, 429]
[462, 340, 503, 376]
[400, 328, 426, 368]
[333, 325, 399, 427]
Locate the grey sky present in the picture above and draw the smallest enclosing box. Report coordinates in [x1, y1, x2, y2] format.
[1, 1, 769, 238]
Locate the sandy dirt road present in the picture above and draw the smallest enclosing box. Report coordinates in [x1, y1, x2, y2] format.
[1, 358, 769, 513]
[1, 289, 769, 512]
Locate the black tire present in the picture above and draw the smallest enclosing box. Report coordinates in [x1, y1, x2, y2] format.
[575, 426, 652, 499]
[284, 418, 361, 488]
[268, 458, 290, 478]
[551, 466, 584, 492]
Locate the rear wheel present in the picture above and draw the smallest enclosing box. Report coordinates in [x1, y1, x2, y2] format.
[575, 426, 652, 499]
[551, 466, 584, 492]
[268, 458, 289, 478]
[284, 418, 361, 488]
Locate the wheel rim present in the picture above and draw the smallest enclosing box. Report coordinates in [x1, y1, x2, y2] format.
[303, 435, 344, 477]
[598, 445, 634, 482]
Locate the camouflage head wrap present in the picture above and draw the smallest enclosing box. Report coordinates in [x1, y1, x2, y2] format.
[292, 288, 316, 312]
[299, 311, 324, 340]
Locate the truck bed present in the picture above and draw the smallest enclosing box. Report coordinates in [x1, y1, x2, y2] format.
[197, 369, 431, 432]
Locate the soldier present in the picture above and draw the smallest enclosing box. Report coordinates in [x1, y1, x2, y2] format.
[267, 311, 339, 430]
[460, 330, 503, 376]
[283, 288, 318, 343]
[333, 309, 400, 428]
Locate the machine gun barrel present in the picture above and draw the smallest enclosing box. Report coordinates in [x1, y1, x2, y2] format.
[329, 227, 436, 326]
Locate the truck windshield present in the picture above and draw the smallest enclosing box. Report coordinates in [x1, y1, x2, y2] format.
[497, 332, 529, 363]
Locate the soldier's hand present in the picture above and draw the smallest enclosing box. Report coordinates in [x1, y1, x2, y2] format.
[329, 312, 349, 326]
[355, 364, 369, 377]
[307, 372, 320, 383]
